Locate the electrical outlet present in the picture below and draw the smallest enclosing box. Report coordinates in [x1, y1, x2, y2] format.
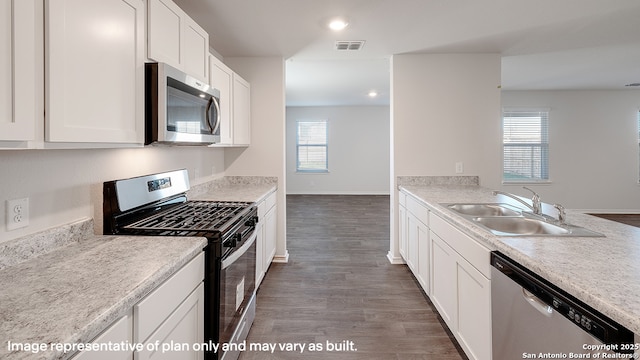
[6, 198, 29, 231]
[455, 162, 464, 174]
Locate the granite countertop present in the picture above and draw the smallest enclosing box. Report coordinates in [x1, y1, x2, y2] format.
[0, 220, 207, 360]
[188, 176, 277, 203]
[399, 184, 640, 336]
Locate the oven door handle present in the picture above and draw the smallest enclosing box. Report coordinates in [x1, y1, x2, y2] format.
[222, 231, 256, 270]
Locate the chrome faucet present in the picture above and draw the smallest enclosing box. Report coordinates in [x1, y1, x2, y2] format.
[492, 186, 542, 215]
[553, 204, 566, 224]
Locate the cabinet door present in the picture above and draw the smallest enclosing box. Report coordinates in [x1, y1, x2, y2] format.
[147, 0, 181, 66]
[182, 16, 208, 83]
[0, 0, 36, 141]
[430, 231, 457, 328]
[398, 204, 407, 260]
[456, 258, 491, 360]
[46, 0, 144, 144]
[264, 203, 277, 265]
[136, 283, 205, 360]
[72, 311, 133, 360]
[406, 214, 419, 274]
[416, 220, 429, 294]
[209, 55, 233, 144]
[232, 73, 251, 145]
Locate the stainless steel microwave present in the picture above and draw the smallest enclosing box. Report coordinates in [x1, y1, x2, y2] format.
[145, 62, 221, 145]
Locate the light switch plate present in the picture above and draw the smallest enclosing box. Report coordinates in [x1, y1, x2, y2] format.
[6, 198, 29, 231]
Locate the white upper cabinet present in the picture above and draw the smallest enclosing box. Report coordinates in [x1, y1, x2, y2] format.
[209, 54, 251, 147]
[0, 0, 37, 142]
[209, 55, 233, 144]
[45, 0, 145, 144]
[232, 73, 251, 145]
[147, 0, 208, 83]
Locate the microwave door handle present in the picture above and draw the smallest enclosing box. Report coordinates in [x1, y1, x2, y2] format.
[211, 96, 221, 135]
[205, 97, 214, 133]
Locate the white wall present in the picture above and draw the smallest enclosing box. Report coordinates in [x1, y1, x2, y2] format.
[392, 54, 502, 185]
[286, 106, 390, 195]
[223, 57, 289, 262]
[501, 90, 640, 211]
[0, 147, 225, 244]
[389, 53, 502, 263]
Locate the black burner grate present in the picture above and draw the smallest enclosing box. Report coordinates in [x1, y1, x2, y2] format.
[123, 201, 252, 236]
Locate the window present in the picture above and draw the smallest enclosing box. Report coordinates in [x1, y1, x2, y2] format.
[502, 109, 549, 182]
[296, 120, 328, 172]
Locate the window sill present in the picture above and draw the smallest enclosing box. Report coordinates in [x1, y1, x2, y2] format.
[296, 170, 330, 174]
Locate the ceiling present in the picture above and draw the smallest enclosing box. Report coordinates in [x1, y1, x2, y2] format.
[174, 0, 640, 107]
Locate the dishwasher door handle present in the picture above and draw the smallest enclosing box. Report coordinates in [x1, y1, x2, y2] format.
[522, 288, 553, 317]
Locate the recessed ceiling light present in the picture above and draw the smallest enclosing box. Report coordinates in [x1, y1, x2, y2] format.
[328, 19, 348, 31]
[368, 91, 378, 98]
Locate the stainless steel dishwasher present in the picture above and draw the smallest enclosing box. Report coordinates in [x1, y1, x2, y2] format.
[491, 252, 637, 359]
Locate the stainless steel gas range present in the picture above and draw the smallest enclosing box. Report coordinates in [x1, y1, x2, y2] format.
[103, 169, 258, 360]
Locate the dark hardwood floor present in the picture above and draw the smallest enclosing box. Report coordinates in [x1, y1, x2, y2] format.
[239, 195, 466, 360]
[588, 213, 640, 228]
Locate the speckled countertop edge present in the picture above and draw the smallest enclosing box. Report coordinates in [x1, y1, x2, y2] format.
[399, 184, 640, 336]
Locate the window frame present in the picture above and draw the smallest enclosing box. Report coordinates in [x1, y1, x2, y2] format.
[296, 119, 329, 173]
[502, 108, 550, 184]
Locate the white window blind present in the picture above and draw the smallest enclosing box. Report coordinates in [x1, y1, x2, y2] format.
[297, 120, 328, 172]
[502, 109, 549, 182]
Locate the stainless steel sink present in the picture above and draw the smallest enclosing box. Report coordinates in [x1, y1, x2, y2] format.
[473, 216, 569, 236]
[445, 203, 522, 217]
[441, 202, 605, 237]
[472, 216, 605, 237]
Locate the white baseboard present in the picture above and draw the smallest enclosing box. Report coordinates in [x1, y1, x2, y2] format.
[387, 251, 405, 265]
[272, 250, 289, 263]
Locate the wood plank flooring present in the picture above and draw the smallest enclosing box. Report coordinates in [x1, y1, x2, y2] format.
[588, 213, 640, 228]
[239, 195, 466, 360]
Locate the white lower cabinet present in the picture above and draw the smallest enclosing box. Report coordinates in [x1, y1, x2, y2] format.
[456, 256, 491, 360]
[256, 191, 277, 288]
[429, 212, 491, 360]
[71, 252, 204, 360]
[135, 283, 204, 360]
[430, 232, 457, 326]
[398, 192, 407, 260]
[404, 194, 430, 295]
[72, 311, 133, 360]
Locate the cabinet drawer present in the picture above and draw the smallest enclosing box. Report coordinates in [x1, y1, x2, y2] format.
[258, 191, 276, 220]
[429, 213, 491, 278]
[134, 252, 204, 342]
[265, 191, 277, 211]
[406, 195, 428, 224]
[398, 191, 407, 207]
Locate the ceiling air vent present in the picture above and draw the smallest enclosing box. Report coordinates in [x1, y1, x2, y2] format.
[335, 40, 365, 51]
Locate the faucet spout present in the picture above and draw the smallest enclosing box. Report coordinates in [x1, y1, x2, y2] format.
[492, 187, 542, 215]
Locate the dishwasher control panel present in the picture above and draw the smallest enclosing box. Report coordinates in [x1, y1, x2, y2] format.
[491, 252, 635, 353]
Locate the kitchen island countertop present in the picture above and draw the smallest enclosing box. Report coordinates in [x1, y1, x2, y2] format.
[400, 184, 640, 336]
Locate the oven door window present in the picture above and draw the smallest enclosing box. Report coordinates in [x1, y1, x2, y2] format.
[219, 235, 256, 344]
[166, 78, 218, 135]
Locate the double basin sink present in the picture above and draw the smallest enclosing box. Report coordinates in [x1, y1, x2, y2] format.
[443, 203, 604, 237]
